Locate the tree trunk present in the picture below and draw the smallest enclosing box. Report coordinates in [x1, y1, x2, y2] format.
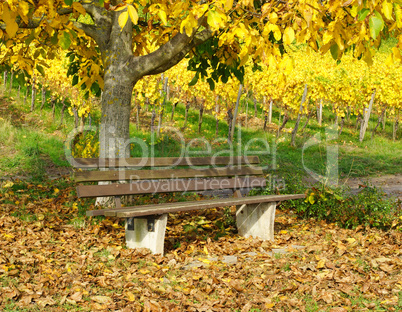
[339, 117, 345, 136]
[245, 97, 248, 128]
[198, 103, 204, 134]
[151, 108, 156, 135]
[3, 71, 7, 88]
[382, 110, 386, 131]
[52, 96, 57, 123]
[291, 85, 308, 147]
[227, 109, 234, 143]
[73, 106, 79, 128]
[359, 90, 376, 142]
[30, 78, 36, 112]
[371, 108, 385, 139]
[230, 84, 243, 141]
[41, 84, 46, 111]
[277, 112, 289, 136]
[215, 96, 220, 137]
[24, 86, 29, 106]
[170, 102, 177, 121]
[393, 115, 399, 141]
[8, 71, 13, 94]
[182, 101, 190, 131]
[301, 109, 313, 132]
[263, 111, 268, 131]
[136, 99, 141, 131]
[157, 105, 164, 137]
[253, 97, 257, 117]
[347, 106, 351, 122]
[59, 98, 67, 126]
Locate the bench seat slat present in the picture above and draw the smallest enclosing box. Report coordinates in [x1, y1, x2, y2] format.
[73, 156, 260, 169]
[74, 166, 264, 182]
[77, 177, 266, 198]
[85, 194, 306, 217]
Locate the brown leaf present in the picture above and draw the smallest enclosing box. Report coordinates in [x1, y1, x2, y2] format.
[36, 296, 56, 307]
[241, 302, 253, 312]
[229, 279, 244, 292]
[91, 295, 113, 304]
[330, 308, 347, 312]
[70, 292, 83, 302]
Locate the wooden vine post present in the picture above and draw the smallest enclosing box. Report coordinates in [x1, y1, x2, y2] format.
[268, 98, 273, 124]
[215, 96, 220, 137]
[359, 89, 376, 142]
[291, 84, 308, 147]
[317, 99, 323, 126]
[30, 77, 36, 112]
[198, 100, 204, 134]
[230, 84, 243, 142]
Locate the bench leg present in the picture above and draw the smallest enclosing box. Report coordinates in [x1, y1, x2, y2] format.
[125, 214, 168, 255]
[236, 202, 276, 241]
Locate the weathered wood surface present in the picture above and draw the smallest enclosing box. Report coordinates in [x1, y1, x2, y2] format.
[77, 177, 267, 198]
[86, 194, 306, 217]
[72, 156, 260, 169]
[74, 166, 264, 182]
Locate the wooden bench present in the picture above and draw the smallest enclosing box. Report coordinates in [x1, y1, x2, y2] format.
[73, 156, 305, 255]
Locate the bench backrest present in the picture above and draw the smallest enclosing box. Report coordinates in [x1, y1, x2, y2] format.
[74, 156, 266, 198]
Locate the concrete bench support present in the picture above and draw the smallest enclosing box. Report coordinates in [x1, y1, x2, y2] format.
[236, 202, 276, 241]
[125, 214, 168, 255]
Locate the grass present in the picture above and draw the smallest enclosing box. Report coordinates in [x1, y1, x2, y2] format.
[0, 73, 401, 183]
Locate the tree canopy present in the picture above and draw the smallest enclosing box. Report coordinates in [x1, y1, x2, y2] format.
[1, 0, 401, 157]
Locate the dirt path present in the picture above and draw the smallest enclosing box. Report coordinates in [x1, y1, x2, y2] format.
[342, 174, 402, 201]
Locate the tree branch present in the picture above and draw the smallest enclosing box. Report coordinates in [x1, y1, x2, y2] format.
[144, 29, 213, 76]
[130, 14, 212, 78]
[72, 21, 101, 42]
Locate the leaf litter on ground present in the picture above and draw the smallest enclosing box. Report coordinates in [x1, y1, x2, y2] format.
[0, 179, 401, 311]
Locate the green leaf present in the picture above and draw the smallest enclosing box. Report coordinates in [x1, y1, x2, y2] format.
[64, 0, 73, 6]
[207, 78, 215, 90]
[50, 31, 58, 45]
[358, 8, 370, 21]
[60, 32, 71, 50]
[36, 65, 45, 77]
[188, 73, 199, 86]
[25, 30, 36, 46]
[330, 43, 339, 60]
[369, 15, 384, 39]
[72, 75, 78, 86]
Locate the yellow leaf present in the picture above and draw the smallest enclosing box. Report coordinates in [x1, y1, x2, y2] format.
[125, 292, 136, 302]
[3, 5, 19, 38]
[72, 2, 86, 16]
[317, 259, 326, 269]
[225, 0, 234, 11]
[18, 1, 30, 23]
[3, 181, 14, 188]
[382, 1, 393, 20]
[392, 47, 401, 62]
[283, 27, 295, 45]
[118, 11, 129, 30]
[158, 10, 168, 26]
[128, 5, 138, 25]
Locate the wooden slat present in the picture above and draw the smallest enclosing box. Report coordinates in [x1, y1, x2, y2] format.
[73, 156, 260, 169]
[74, 166, 264, 182]
[86, 194, 306, 217]
[77, 177, 266, 198]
